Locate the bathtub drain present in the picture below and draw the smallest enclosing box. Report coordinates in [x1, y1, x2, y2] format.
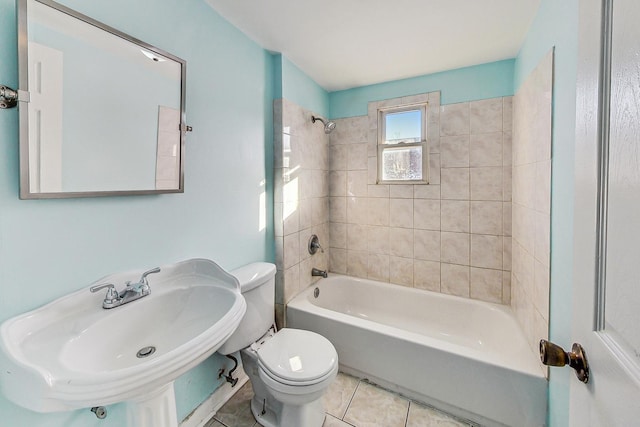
[314, 287, 319, 298]
[137, 346, 156, 358]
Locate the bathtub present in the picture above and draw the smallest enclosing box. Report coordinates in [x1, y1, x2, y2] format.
[286, 274, 547, 427]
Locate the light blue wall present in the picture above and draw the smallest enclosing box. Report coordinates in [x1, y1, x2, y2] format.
[329, 59, 515, 118]
[0, 0, 274, 425]
[514, 1, 579, 426]
[276, 54, 330, 118]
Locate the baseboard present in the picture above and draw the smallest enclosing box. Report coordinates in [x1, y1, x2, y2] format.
[179, 369, 249, 427]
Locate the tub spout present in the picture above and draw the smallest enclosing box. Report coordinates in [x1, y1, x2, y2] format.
[311, 268, 328, 278]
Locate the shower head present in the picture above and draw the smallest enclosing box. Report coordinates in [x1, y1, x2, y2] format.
[312, 115, 336, 134]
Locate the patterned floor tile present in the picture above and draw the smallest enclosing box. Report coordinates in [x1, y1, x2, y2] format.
[212, 381, 257, 427]
[343, 381, 410, 427]
[323, 372, 360, 419]
[406, 401, 471, 427]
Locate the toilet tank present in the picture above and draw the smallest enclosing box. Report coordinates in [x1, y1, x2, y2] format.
[217, 262, 276, 355]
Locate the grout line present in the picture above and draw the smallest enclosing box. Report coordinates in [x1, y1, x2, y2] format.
[341, 379, 361, 421]
[404, 400, 412, 427]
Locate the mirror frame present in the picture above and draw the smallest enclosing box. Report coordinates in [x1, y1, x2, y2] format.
[17, 0, 187, 199]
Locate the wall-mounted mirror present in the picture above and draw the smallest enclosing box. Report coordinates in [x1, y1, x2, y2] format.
[17, 0, 187, 199]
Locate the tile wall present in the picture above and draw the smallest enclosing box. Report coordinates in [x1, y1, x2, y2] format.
[511, 51, 553, 365]
[328, 92, 513, 304]
[273, 98, 330, 327]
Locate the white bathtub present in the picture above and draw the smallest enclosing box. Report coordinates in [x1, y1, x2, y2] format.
[286, 274, 547, 427]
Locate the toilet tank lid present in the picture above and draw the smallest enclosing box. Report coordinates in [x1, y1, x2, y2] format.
[230, 262, 277, 293]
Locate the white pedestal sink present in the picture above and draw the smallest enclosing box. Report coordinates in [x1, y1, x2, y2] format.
[0, 259, 246, 427]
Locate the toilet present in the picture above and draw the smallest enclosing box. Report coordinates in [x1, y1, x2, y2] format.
[217, 262, 338, 427]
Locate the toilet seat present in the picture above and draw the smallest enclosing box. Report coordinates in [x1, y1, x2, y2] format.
[256, 328, 338, 386]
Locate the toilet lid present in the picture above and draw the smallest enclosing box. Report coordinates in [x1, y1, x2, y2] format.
[257, 328, 337, 383]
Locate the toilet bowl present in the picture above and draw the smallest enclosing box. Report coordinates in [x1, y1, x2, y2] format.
[217, 262, 338, 427]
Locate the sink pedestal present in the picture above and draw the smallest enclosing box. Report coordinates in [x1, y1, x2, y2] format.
[127, 382, 178, 427]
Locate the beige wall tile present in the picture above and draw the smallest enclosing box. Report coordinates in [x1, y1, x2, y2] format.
[413, 199, 440, 230]
[347, 223, 368, 251]
[440, 200, 470, 232]
[429, 153, 441, 185]
[390, 184, 414, 198]
[298, 200, 312, 230]
[368, 184, 390, 198]
[470, 97, 503, 134]
[283, 232, 300, 269]
[535, 211, 551, 266]
[367, 197, 390, 226]
[535, 159, 551, 214]
[368, 226, 390, 254]
[299, 228, 311, 262]
[347, 197, 367, 224]
[414, 229, 441, 261]
[534, 258, 550, 320]
[367, 156, 377, 184]
[441, 135, 470, 167]
[440, 103, 470, 136]
[470, 267, 502, 303]
[283, 202, 300, 236]
[331, 116, 368, 144]
[311, 197, 327, 226]
[283, 264, 301, 303]
[330, 222, 346, 249]
[368, 253, 390, 281]
[470, 132, 503, 167]
[471, 234, 503, 270]
[441, 168, 470, 200]
[503, 131, 513, 167]
[390, 198, 414, 228]
[441, 232, 470, 265]
[470, 167, 503, 201]
[390, 256, 414, 286]
[503, 236, 512, 271]
[390, 227, 414, 258]
[414, 260, 441, 291]
[347, 250, 368, 278]
[347, 170, 368, 197]
[503, 166, 513, 201]
[329, 248, 347, 274]
[329, 197, 346, 223]
[503, 97, 513, 132]
[470, 201, 503, 235]
[320, 93, 517, 307]
[347, 143, 368, 170]
[441, 263, 470, 297]
[503, 271, 512, 305]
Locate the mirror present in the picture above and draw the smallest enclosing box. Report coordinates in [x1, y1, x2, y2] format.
[17, 0, 187, 198]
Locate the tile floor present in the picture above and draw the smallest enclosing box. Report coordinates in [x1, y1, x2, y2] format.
[205, 372, 477, 427]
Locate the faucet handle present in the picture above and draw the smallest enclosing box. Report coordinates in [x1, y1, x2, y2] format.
[90, 283, 119, 302]
[139, 267, 161, 285]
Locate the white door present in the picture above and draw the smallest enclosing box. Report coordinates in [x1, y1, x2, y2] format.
[27, 41, 63, 193]
[571, 0, 640, 424]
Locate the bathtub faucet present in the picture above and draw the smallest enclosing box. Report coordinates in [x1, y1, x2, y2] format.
[311, 268, 328, 278]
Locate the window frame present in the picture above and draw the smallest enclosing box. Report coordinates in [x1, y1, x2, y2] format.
[377, 103, 429, 184]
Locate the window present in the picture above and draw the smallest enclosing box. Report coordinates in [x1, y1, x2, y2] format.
[377, 104, 428, 183]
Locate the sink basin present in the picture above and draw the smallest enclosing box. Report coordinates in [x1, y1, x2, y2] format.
[0, 259, 246, 425]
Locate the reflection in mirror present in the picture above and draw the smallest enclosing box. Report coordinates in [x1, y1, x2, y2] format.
[18, 0, 187, 198]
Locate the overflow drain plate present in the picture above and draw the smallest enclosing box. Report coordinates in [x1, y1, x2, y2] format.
[136, 346, 156, 358]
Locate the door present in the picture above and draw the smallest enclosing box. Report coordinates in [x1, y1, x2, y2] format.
[572, 0, 640, 424]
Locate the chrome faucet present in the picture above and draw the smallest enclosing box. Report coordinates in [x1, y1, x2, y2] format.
[311, 268, 328, 278]
[90, 267, 160, 309]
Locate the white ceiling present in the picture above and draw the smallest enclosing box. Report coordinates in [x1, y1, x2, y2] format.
[204, 0, 541, 92]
